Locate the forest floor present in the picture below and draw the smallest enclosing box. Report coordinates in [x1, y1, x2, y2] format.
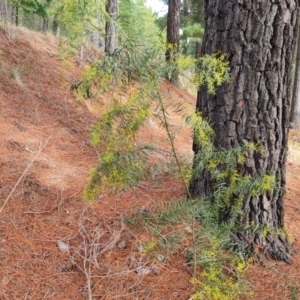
[0, 25, 299, 300]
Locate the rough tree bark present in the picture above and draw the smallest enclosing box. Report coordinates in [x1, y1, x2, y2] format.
[190, 0, 299, 262]
[105, 0, 118, 55]
[290, 9, 300, 129]
[166, 0, 180, 86]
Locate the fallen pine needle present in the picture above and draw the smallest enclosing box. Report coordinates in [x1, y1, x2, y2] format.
[0, 136, 51, 214]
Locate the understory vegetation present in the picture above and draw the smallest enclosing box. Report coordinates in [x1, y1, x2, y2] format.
[73, 40, 280, 299]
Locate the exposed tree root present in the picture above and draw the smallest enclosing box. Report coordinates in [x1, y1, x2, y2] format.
[232, 231, 294, 265]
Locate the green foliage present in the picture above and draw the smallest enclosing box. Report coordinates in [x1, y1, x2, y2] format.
[289, 283, 299, 300]
[47, 0, 162, 61]
[88, 91, 155, 193]
[81, 42, 203, 199]
[83, 167, 102, 202]
[181, 23, 204, 56]
[190, 112, 276, 223]
[194, 52, 231, 94]
[154, 0, 205, 56]
[79, 44, 162, 96]
[190, 234, 250, 300]
[9, 0, 48, 18]
[191, 264, 245, 300]
[182, 24, 204, 39]
[48, 0, 105, 48]
[80, 45, 156, 199]
[128, 198, 251, 300]
[119, 0, 161, 49]
[164, 49, 230, 94]
[154, 14, 167, 34]
[143, 241, 157, 255]
[177, 54, 197, 70]
[9, 67, 21, 79]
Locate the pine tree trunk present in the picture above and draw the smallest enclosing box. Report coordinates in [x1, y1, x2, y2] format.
[42, 18, 49, 33]
[195, 41, 201, 59]
[105, 0, 118, 56]
[183, 0, 190, 17]
[195, 0, 205, 25]
[182, 0, 190, 55]
[290, 9, 300, 129]
[0, 1, 4, 21]
[166, 0, 180, 86]
[52, 16, 59, 36]
[190, 0, 299, 263]
[15, 5, 18, 26]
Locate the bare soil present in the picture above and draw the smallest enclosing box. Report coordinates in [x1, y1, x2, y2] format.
[0, 26, 299, 300]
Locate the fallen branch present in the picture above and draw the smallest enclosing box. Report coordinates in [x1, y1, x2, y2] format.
[0, 136, 51, 214]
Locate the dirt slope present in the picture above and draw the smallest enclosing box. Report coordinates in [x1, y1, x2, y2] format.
[0, 26, 299, 300]
[0, 26, 194, 299]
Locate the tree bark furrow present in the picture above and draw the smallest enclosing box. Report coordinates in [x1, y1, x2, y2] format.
[191, 0, 298, 262]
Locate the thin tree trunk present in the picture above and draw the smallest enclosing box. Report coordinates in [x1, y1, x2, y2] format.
[190, 0, 299, 263]
[42, 18, 49, 33]
[53, 16, 59, 36]
[3, 0, 9, 23]
[33, 12, 36, 30]
[197, 0, 204, 25]
[105, 0, 118, 55]
[0, 1, 4, 21]
[290, 9, 300, 129]
[195, 41, 201, 59]
[15, 5, 18, 26]
[182, 0, 190, 56]
[183, 0, 190, 17]
[166, 0, 180, 86]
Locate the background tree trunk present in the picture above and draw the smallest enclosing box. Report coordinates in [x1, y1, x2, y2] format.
[15, 5, 18, 26]
[166, 0, 180, 86]
[105, 0, 118, 55]
[290, 9, 300, 129]
[190, 0, 299, 262]
[183, 0, 190, 17]
[182, 0, 190, 55]
[195, 41, 201, 59]
[52, 16, 59, 36]
[0, 0, 11, 23]
[42, 18, 49, 33]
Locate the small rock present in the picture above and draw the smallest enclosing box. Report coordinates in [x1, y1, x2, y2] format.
[151, 264, 160, 275]
[117, 240, 127, 249]
[128, 256, 138, 269]
[184, 226, 193, 234]
[123, 232, 132, 241]
[156, 254, 165, 262]
[136, 267, 152, 276]
[57, 240, 69, 252]
[137, 245, 144, 253]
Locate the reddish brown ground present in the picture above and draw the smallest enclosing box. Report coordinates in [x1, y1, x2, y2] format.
[0, 26, 299, 300]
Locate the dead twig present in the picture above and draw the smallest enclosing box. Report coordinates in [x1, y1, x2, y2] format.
[41, 289, 51, 300]
[0, 136, 51, 214]
[68, 208, 125, 300]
